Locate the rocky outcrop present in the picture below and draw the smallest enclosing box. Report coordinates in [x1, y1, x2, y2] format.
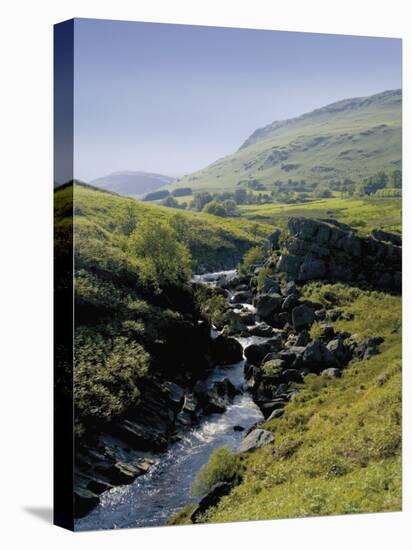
[276, 218, 401, 292]
[238, 428, 274, 453]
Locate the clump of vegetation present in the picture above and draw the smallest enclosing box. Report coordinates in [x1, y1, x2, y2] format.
[190, 448, 243, 497]
[128, 218, 192, 291]
[194, 286, 229, 329]
[309, 321, 325, 341]
[261, 359, 284, 378]
[74, 332, 150, 428]
[240, 245, 265, 274]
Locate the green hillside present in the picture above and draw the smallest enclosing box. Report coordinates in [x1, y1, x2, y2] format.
[169, 282, 402, 525]
[61, 183, 272, 272]
[165, 89, 401, 194]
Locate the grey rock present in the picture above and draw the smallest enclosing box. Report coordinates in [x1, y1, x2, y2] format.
[298, 259, 326, 281]
[248, 322, 274, 337]
[282, 293, 298, 311]
[292, 305, 315, 329]
[256, 293, 283, 319]
[211, 335, 243, 365]
[295, 329, 310, 347]
[163, 381, 185, 410]
[231, 290, 253, 304]
[191, 482, 233, 522]
[239, 429, 274, 452]
[321, 367, 342, 378]
[267, 408, 284, 421]
[282, 369, 303, 383]
[372, 228, 401, 246]
[276, 254, 302, 278]
[327, 338, 349, 363]
[261, 276, 281, 295]
[281, 281, 298, 296]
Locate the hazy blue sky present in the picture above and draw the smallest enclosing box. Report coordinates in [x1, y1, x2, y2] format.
[73, 19, 401, 181]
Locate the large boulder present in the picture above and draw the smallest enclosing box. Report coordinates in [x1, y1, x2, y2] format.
[276, 254, 302, 278]
[292, 305, 315, 329]
[259, 400, 288, 418]
[295, 329, 310, 347]
[211, 335, 243, 365]
[321, 367, 341, 378]
[355, 336, 384, 360]
[326, 338, 350, 364]
[248, 322, 274, 337]
[230, 290, 253, 304]
[255, 293, 283, 320]
[163, 381, 185, 411]
[282, 293, 298, 311]
[239, 429, 274, 453]
[244, 335, 283, 364]
[302, 341, 337, 371]
[298, 259, 326, 281]
[260, 276, 281, 295]
[281, 280, 298, 296]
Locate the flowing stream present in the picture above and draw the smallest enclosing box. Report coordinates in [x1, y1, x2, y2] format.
[76, 271, 264, 531]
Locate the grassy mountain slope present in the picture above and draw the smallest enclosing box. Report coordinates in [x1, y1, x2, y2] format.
[166, 89, 401, 193]
[90, 170, 174, 198]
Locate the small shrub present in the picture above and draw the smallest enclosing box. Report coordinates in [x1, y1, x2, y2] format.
[261, 360, 284, 378]
[240, 245, 265, 274]
[309, 321, 325, 341]
[74, 333, 150, 426]
[190, 448, 243, 497]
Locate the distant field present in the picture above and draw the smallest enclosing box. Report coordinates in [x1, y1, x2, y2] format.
[238, 196, 402, 235]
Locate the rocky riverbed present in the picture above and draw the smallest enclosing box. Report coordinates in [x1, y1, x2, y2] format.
[75, 216, 399, 529]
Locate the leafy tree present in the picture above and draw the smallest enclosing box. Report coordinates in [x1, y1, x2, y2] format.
[390, 169, 402, 189]
[192, 192, 213, 211]
[122, 203, 138, 236]
[162, 196, 179, 208]
[234, 188, 248, 205]
[169, 212, 191, 244]
[223, 199, 238, 216]
[202, 199, 227, 217]
[128, 219, 192, 289]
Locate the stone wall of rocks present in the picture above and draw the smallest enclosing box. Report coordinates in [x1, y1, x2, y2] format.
[276, 217, 401, 292]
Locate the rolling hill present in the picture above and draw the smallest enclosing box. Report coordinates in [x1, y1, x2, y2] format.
[90, 170, 174, 197]
[166, 89, 401, 194]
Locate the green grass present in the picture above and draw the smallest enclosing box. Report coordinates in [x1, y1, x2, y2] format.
[164, 90, 401, 194]
[65, 183, 273, 272]
[172, 283, 402, 524]
[238, 196, 401, 235]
